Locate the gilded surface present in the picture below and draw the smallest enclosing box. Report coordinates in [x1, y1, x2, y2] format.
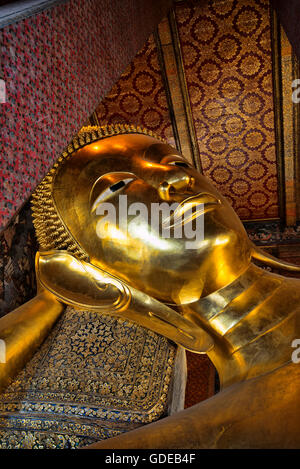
[0, 306, 175, 448]
[36, 251, 213, 353]
[2, 124, 300, 449]
[31, 124, 164, 260]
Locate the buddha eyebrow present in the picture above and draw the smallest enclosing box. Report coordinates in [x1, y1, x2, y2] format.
[91, 175, 136, 213]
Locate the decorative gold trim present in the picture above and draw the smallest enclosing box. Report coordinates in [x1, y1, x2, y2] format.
[243, 217, 281, 224]
[153, 28, 182, 152]
[292, 54, 300, 222]
[270, 6, 286, 223]
[168, 8, 202, 173]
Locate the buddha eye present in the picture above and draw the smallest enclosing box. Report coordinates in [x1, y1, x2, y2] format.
[91, 173, 136, 213]
[110, 179, 132, 192]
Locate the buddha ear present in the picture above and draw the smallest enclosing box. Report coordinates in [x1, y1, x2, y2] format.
[35, 250, 214, 354]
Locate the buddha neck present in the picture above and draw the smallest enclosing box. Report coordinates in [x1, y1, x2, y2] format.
[181, 263, 300, 388]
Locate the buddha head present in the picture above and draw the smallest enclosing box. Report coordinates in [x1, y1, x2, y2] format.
[32, 124, 252, 305]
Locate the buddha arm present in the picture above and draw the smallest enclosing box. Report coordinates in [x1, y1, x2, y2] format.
[0, 290, 64, 392]
[86, 361, 300, 449]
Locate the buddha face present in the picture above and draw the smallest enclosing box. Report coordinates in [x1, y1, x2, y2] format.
[53, 133, 251, 304]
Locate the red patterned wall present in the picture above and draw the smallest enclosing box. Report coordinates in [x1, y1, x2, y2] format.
[0, 0, 172, 231]
[95, 34, 175, 146]
[175, 0, 279, 220]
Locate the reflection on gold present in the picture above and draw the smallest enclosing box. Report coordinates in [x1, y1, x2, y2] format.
[97, 222, 127, 242]
[213, 236, 229, 247]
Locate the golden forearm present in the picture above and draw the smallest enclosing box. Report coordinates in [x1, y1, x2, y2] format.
[0, 290, 64, 392]
[86, 361, 300, 449]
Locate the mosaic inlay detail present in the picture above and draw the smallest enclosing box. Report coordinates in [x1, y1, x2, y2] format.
[0, 307, 176, 449]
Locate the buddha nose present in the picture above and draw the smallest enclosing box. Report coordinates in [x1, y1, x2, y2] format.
[158, 169, 195, 201]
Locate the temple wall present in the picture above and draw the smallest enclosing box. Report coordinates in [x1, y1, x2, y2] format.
[95, 33, 175, 146]
[0, 26, 175, 319]
[0, 0, 172, 231]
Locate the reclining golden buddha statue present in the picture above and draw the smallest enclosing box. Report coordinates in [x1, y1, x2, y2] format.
[0, 124, 300, 449]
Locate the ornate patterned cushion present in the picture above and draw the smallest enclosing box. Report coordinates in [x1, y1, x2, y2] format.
[0, 306, 181, 448]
